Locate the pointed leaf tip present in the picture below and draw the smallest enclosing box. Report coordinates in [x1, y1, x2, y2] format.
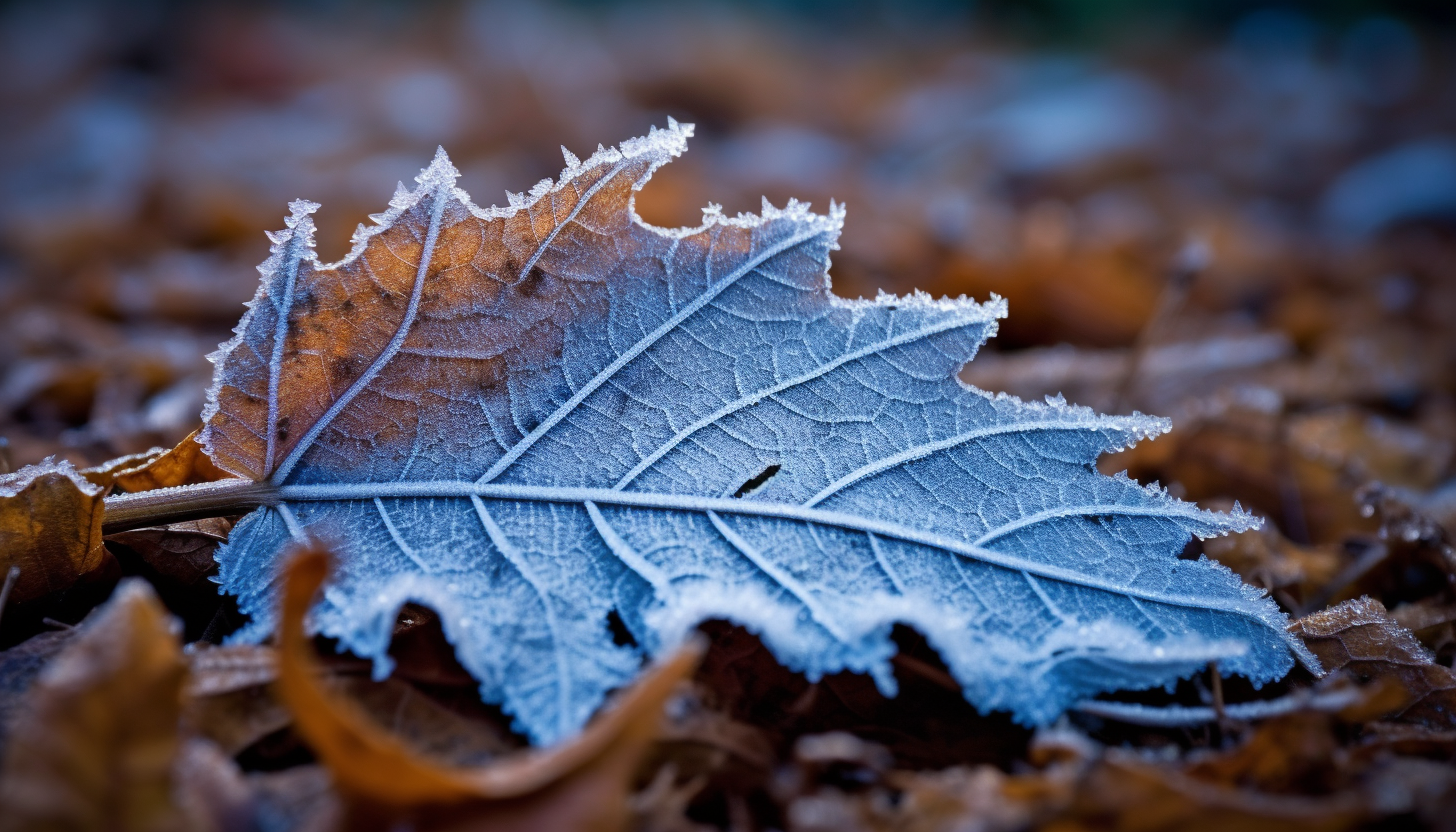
[417, 146, 461, 187]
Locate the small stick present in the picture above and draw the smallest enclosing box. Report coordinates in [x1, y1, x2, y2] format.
[1112, 238, 1209, 413]
[102, 478, 278, 534]
[1301, 539, 1389, 616]
[41, 617, 74, 630]
[1074, 686, 1363, 726]
[1209, 661, 1227, 723]
[0, 566, 19, 627]
[891, 652, 961, 692]
[1208, 660, 1236, 746]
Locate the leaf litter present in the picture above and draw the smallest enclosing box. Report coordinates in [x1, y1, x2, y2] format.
[2, 4, 1456, 830]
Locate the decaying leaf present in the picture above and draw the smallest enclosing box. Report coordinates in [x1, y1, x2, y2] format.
[0, 579, 188, 832]
[1202, 515, 1342, 606]
[202, 122, 1309, 744]
[108, 517, 232, 586]
[111, 429, 234, 493]
[0, 627, 75, 756]
[0, 458, 108, 605]
[275, 544, 701, 831]
[780, 722, 1370, 832]
[1291, 597, 1456, 728]
[1070, 748, 1364, 832]
[182, 644, 291, 758]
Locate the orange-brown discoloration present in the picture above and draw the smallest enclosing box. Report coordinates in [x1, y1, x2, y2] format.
[205, 144, 670, 485]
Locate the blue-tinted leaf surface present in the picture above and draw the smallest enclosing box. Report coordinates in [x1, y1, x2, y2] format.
[202, 122, 1316, 744]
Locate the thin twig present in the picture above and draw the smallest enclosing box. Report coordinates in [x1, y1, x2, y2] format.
[1301, 539, 1389, 616]
[102, 478, 278, 534]
[1075, 686, 1363, 727]
[1209, 661, 1227, 721]
[1111, 238, 1209, 413]
[891, 652, 961, 692]
[0, 566, 19, 628]
[41, 617, 74, 630]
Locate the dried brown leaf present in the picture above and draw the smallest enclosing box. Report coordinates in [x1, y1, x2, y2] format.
[81, 446, 168, 489]
[0, 458, 108, 605]
[1292, 597, 1456, 729]
[187, 643, 279, 697]
[328, 675, 517, 767]
[1071, 749, 1363, 832]
[107, 517, 231, 585]
[1202, 520, 1341, 603]
[112, 428, 234, 492]
[0, 628, 75, 755]
[0, 579, 188, 832]
[275, 543, 702, 832]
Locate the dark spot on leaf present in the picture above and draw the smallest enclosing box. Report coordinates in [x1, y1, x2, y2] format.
[733, 464, 780, 498]
[276, 416, 290, 443]
[519, 265, 547, 298]
[331, 356, 359, 385]
[340, 298, 354, 313]
[606, 610, 636, 648]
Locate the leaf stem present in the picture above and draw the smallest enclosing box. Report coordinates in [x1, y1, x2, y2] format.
[102, 479, 279, 534]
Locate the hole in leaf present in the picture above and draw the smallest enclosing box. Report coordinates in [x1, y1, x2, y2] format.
[606, 609, 637, 648]
[733, 463, 781, 498]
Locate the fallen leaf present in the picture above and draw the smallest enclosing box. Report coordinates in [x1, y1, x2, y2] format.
[195, 123, 1306, 744]
[275, 543, 702, 831]
[1288, 407, 1453, 492]
[1072, 748, 1363, 832]
[112, 428, 235, 493]
[1201, 515, 1342, 606]
[0, 458, 108, 605]
[171, 738, 257, 832]
[187, 643, 279, 696]
[107, 517, 232, 585]
[0, 579, 188, 832]
[1291, 597, 1456, 728]
[82, 446, 169, 489]
[0, 628, 76, 756]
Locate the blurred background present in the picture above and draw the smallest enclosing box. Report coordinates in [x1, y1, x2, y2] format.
[0, 0, 1453, 567]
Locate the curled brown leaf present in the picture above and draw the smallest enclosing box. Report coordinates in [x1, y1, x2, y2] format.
[275, 543, 703, 831]
[108, 428, 234, 493]
[0, 458, 108, 605]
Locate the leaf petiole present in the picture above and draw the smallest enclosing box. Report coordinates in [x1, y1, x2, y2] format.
[102, 479, 278, 534]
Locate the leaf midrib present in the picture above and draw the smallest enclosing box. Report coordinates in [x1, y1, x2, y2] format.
[275, 480, 1269, 625]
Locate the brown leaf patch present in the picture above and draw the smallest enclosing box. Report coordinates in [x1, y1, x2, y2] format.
[1292, 597, 1456, 729]
[275, 543, 702, 831]
[107, 517, 232, 586]
[110, 429, 234, 492]
[0, 579, 188, 832]
[0, 459, 108, 605]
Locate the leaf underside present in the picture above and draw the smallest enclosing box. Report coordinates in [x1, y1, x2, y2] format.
[202, 121, 1313, 745]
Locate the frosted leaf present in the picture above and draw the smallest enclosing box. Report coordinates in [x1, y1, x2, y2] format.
[202, 121, 1314, 745]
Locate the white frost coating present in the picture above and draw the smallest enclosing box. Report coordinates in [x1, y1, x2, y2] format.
[209, 123, 1314, 746]
[0, 457, 103, 498]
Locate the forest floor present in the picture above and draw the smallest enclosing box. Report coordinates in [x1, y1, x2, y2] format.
[1, 3, 1455, 830]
